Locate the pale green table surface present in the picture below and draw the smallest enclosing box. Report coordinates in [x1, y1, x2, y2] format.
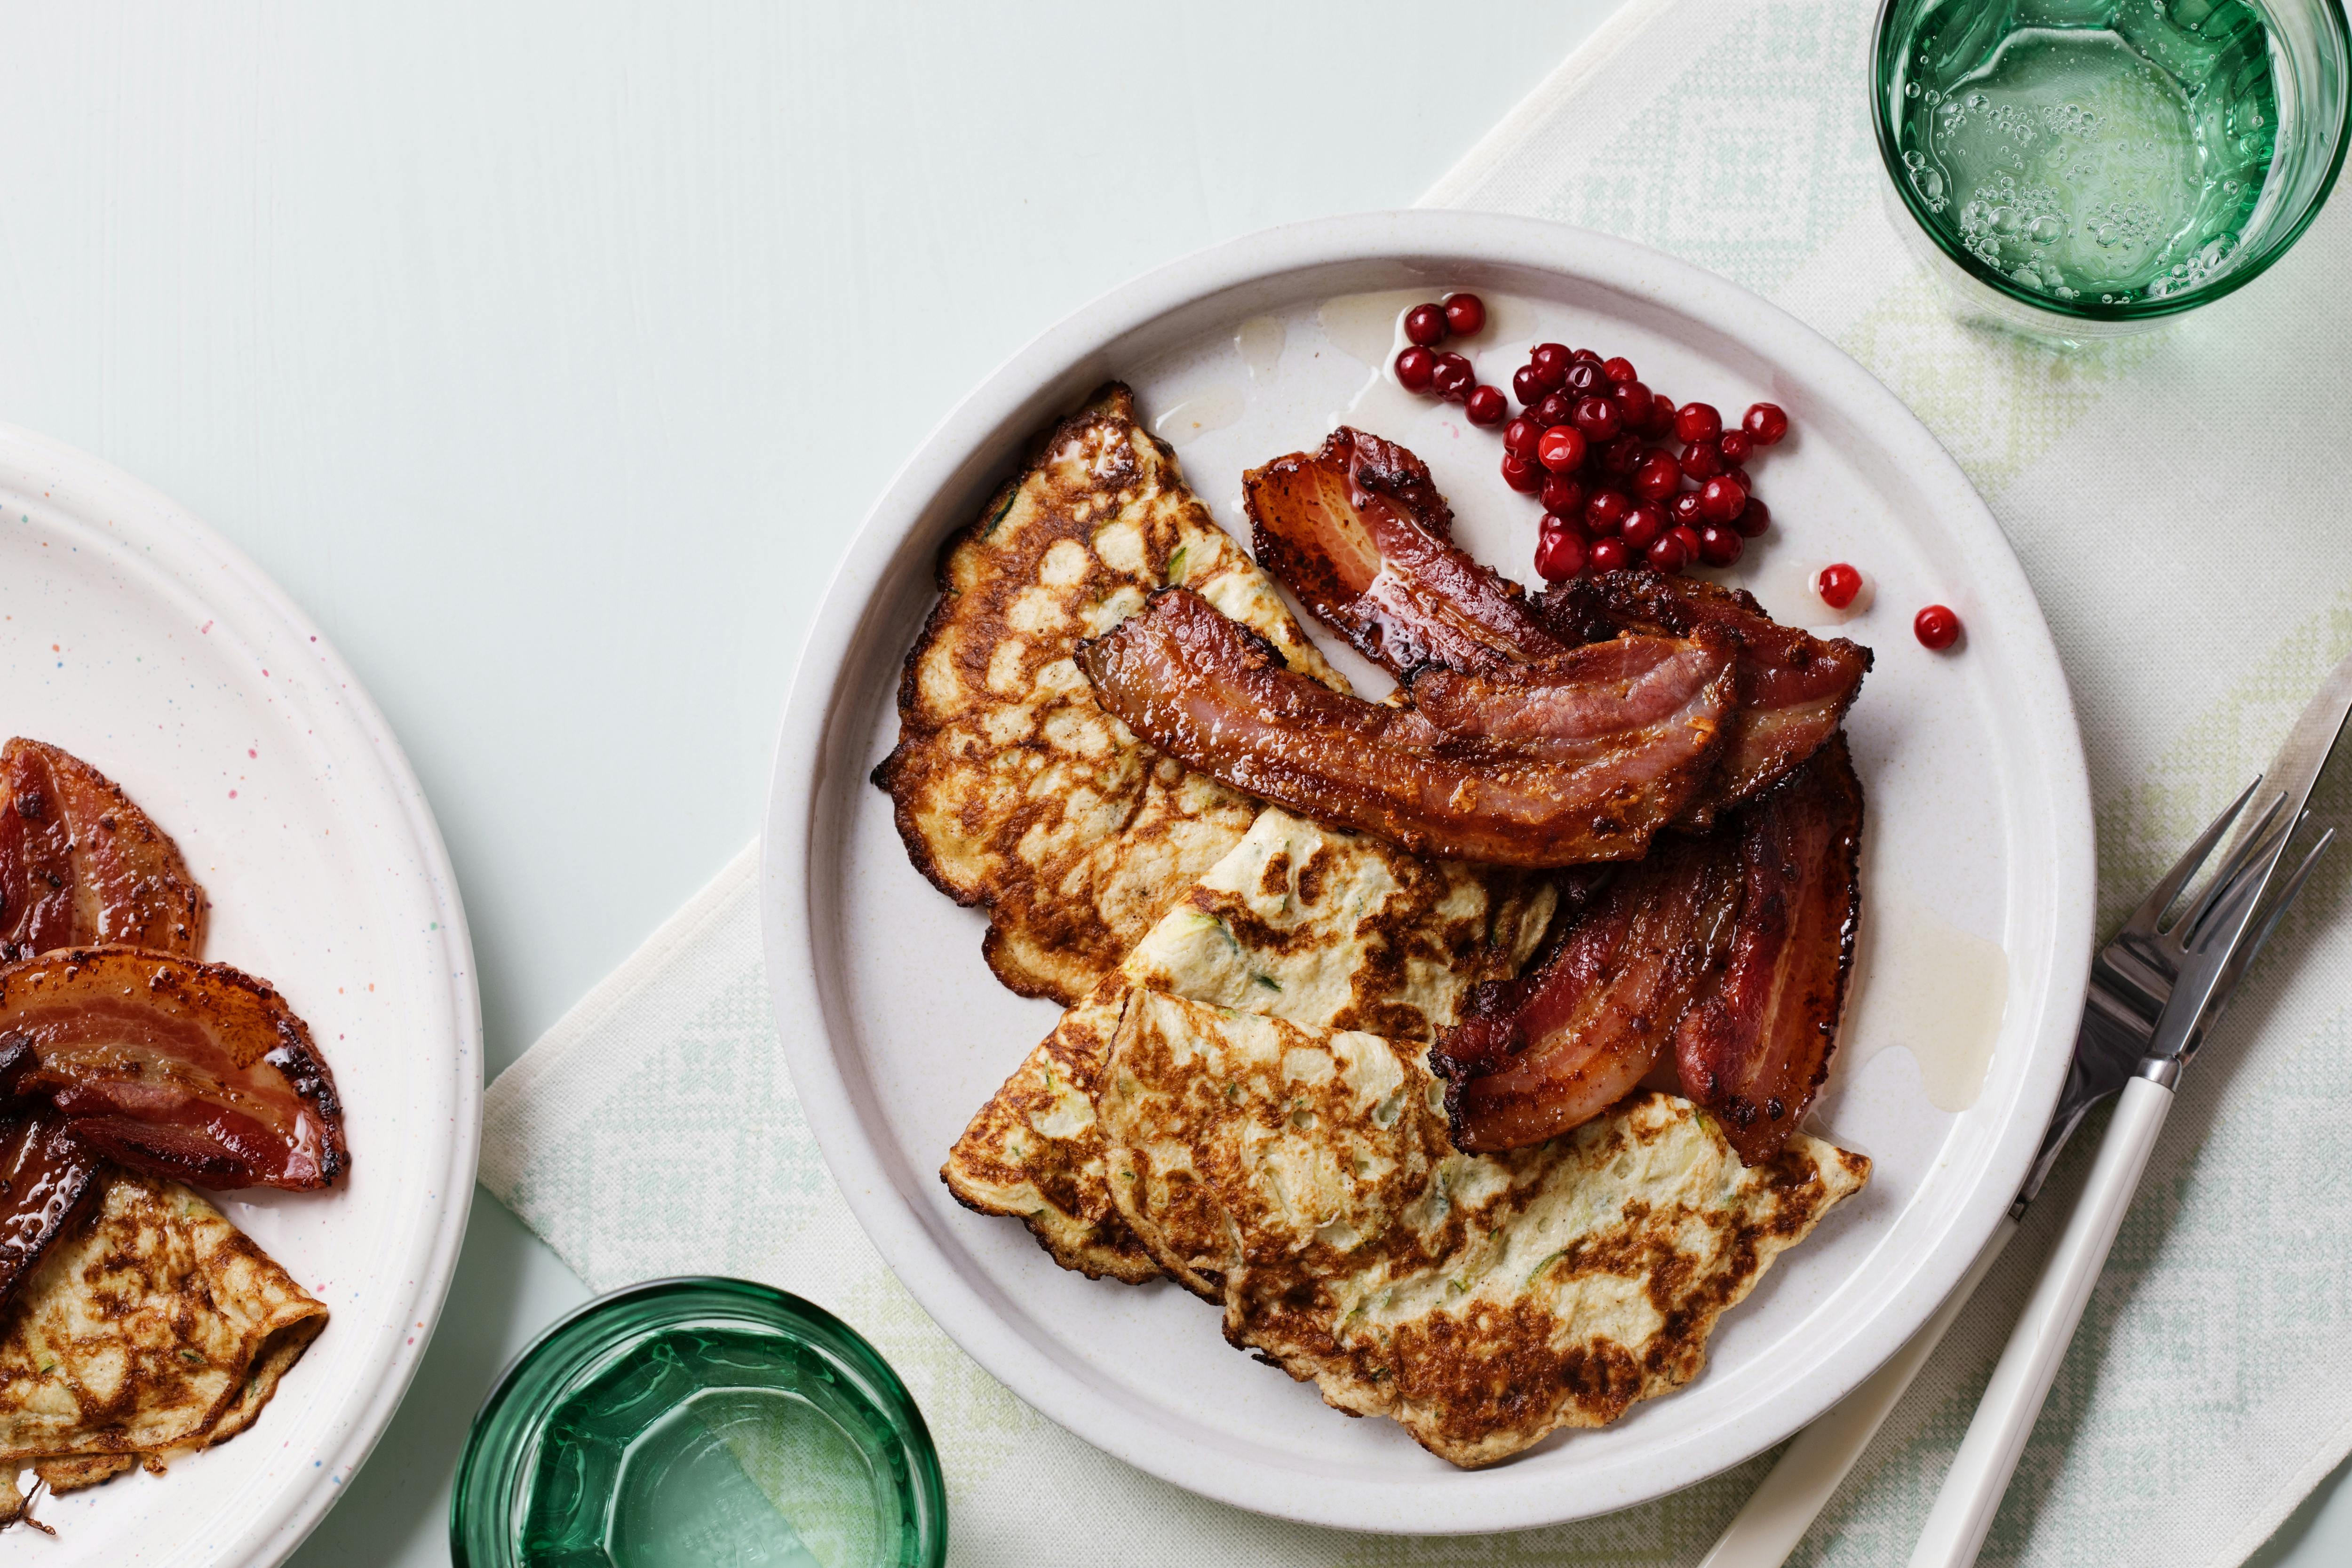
[0, 5, 2341, 1563]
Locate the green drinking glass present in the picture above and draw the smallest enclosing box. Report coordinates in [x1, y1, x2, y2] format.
[1874, 0, 2350, 335]
[452, 1277, 947, 1568]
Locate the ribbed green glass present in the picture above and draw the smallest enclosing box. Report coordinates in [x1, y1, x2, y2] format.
[452, 1278, 946, 1568]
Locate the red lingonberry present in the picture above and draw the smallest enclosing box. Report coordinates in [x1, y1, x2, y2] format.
[1511, 364, 1547, 406]
[1404, 303, 1449, 347]
[1733, 495, 1772, 538]
[1464, 384, 1508, 426]
[1531, 391, 1574, 429]
[1503, 417, 1544, 457]
[1680, 440, 1726, 482]
[1587, 535, 1630, 573]
[1528, 343, 1572, 388]
[1635, 394, 1677, 438]
[1570, 347, 1604, 365]
[1612, 379, 1654, 428]
[1915, 604, 1962, 650]
[1572, 396, 1622, 442]
[1583, 489, 1633, 535]
[1674, 401, 1724, 444]
[1631, 449, 1683, 502]
[1698, 525, 1744, 567]
[1539, 472, 1586, 517]
[1565, 360, 1606, 397]
[1670, 491, 1706, 529]
[1602, 356, 1637, 386]
[1395, 346, 1436, 391]
[1743, 402, 1790, 446]
[1718, 428, 1755, 466]
[1698, 475, 1749, 525]
[1443, 293, 1486, 337]
[1620, 502, 1668, 550]
[1534, 527, 1587, 583]
[1646, 531, 1689, 572]
[1537, 425, 1587, 473]
[1599, 435, 1644, 477]
[1430, 351, 1474, 400]
[1500, 454, 1543, 493]
[1817, 563, 1863, 609]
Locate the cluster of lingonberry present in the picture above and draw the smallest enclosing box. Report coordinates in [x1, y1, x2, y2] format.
[1391, 293, 1788, 583]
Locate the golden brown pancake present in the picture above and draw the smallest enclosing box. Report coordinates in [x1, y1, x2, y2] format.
[1097, 991, 1869, 1465]
[0, 1172, 326, 1488]
[875, 384, 1342, 1005]
[941, 808, 1555, 1281]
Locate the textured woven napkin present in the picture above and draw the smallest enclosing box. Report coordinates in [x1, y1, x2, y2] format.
[482, 1, 2352, 1561]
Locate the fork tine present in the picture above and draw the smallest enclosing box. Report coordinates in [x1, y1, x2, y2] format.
[2177, 791, 2294, 954]
[2124, 775, 2263, 937]
[2189, 827, 2335, 1053]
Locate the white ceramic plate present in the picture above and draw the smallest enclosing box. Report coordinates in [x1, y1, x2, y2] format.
[0, 426, 480, 1562]
[761, 212, 2092, 1533]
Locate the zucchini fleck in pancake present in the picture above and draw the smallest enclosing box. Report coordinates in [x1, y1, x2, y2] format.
[1096, 991, 1868, 1466]
[941, 807, 1555, 1281]
[0, 1172, 326, 1495]
[875, 383, 1343, 1005]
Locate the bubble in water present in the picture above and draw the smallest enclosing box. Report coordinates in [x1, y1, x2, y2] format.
[1992, 206, 2022, 235]
[1904, 149, 1925, 169]
[2054, 286, 2077, 300]
[1915, 167, 1945, 199]
[1907, 81, 1921, 98]
[2029, 215, 2065, 243]
[1967, 92, 1988, 108]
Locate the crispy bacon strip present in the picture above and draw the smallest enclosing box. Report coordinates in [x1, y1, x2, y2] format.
[1435, 835, 1741, 1151]
[1674, 737, 1864, 1163]
[1076, 588, 1735, 867]
[1246, 428, 1564, 676]
[0, 739, 207, 963]
[1539, 571, 1870, 826]
[0, 948, 346, 1190]
[0, 1108, 102, 1305]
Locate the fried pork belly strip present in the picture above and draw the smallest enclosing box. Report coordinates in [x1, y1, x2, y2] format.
[0, 739, 207, 964]
[0, 1111, 101, 1309]
[1075, 588, 1734, 867]
[1245, 428, 1564, 676]
[1675, 737, 1863, 1163]
[1435, 739, 1865, 1163]
[1539, 570, 1871, 826]
[0, 949, 347, 1192]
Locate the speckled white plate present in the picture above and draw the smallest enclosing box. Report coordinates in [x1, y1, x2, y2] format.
[0, 425, 479, 1563]
[761, 212, 2094, 1533]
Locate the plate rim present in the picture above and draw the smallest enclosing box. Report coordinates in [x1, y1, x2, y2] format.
[759, 209, 2094, 1532]
[0, 421, 485, 1565]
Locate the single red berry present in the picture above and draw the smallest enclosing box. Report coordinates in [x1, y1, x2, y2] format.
[1531, 391, 1574, 429]
[1915, 604, 1962, 650]
[1718, 428, 1755, 466]
[1587, 535, 1630, 573]
[1680, 440, 1726, 482]
[1395, 346, 1436, 392]
[1698, 524, 1744, 567]
[1534, 527, 1587, 583]
[1500, 454, 1543, 493]
[1744, 402, 1790, 446]
[1565, 360, 1606, 397]
[1539, 472, 1586, 516]
[1817, 563, 1863, 609]
[1430, 351, 1474, 400]
[1635, 393, 1678, 438]
[1612, 379, 1654, 428]
[1733, 495, 1772, 538]
[1528, 343, 1572, 388]
[1670, 491, 1707, 529]
[1464, 385, 1508, 426]
[1572, 396, 1622, 441]
[1404, 303, 1449, 347]
[1502, 417, 1544, 457]
[1537, 510, 1579, 537]
[1631, 449, 1683, 502]
[1646, 531, 1689, 572]
[1699, 475, 1748, 524]
[1600, 435, 1644, 477]
[1512, 364, 1549, 406]
[1444, 293, 1486, 337]
[1570, 347, 1604, 365]
[1620, 501, 1668, 550]
[1674, 401, 1724, 444]
[1584, 490, 1633, 535]
[1537, 425, 1587, 473]
[1602, 356, 1638, 386]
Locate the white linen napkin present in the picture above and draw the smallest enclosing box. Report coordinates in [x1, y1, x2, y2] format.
[483, 1, 2352, 1561]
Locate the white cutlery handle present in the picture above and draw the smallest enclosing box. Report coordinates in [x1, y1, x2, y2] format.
[1697, 1217, 2020, 1568]
[1908, 1073, 2175, 1568]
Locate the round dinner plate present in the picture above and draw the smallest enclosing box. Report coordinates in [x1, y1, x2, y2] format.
[0, 427, 479, 1561]
[761, 211, 2093, 1533]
